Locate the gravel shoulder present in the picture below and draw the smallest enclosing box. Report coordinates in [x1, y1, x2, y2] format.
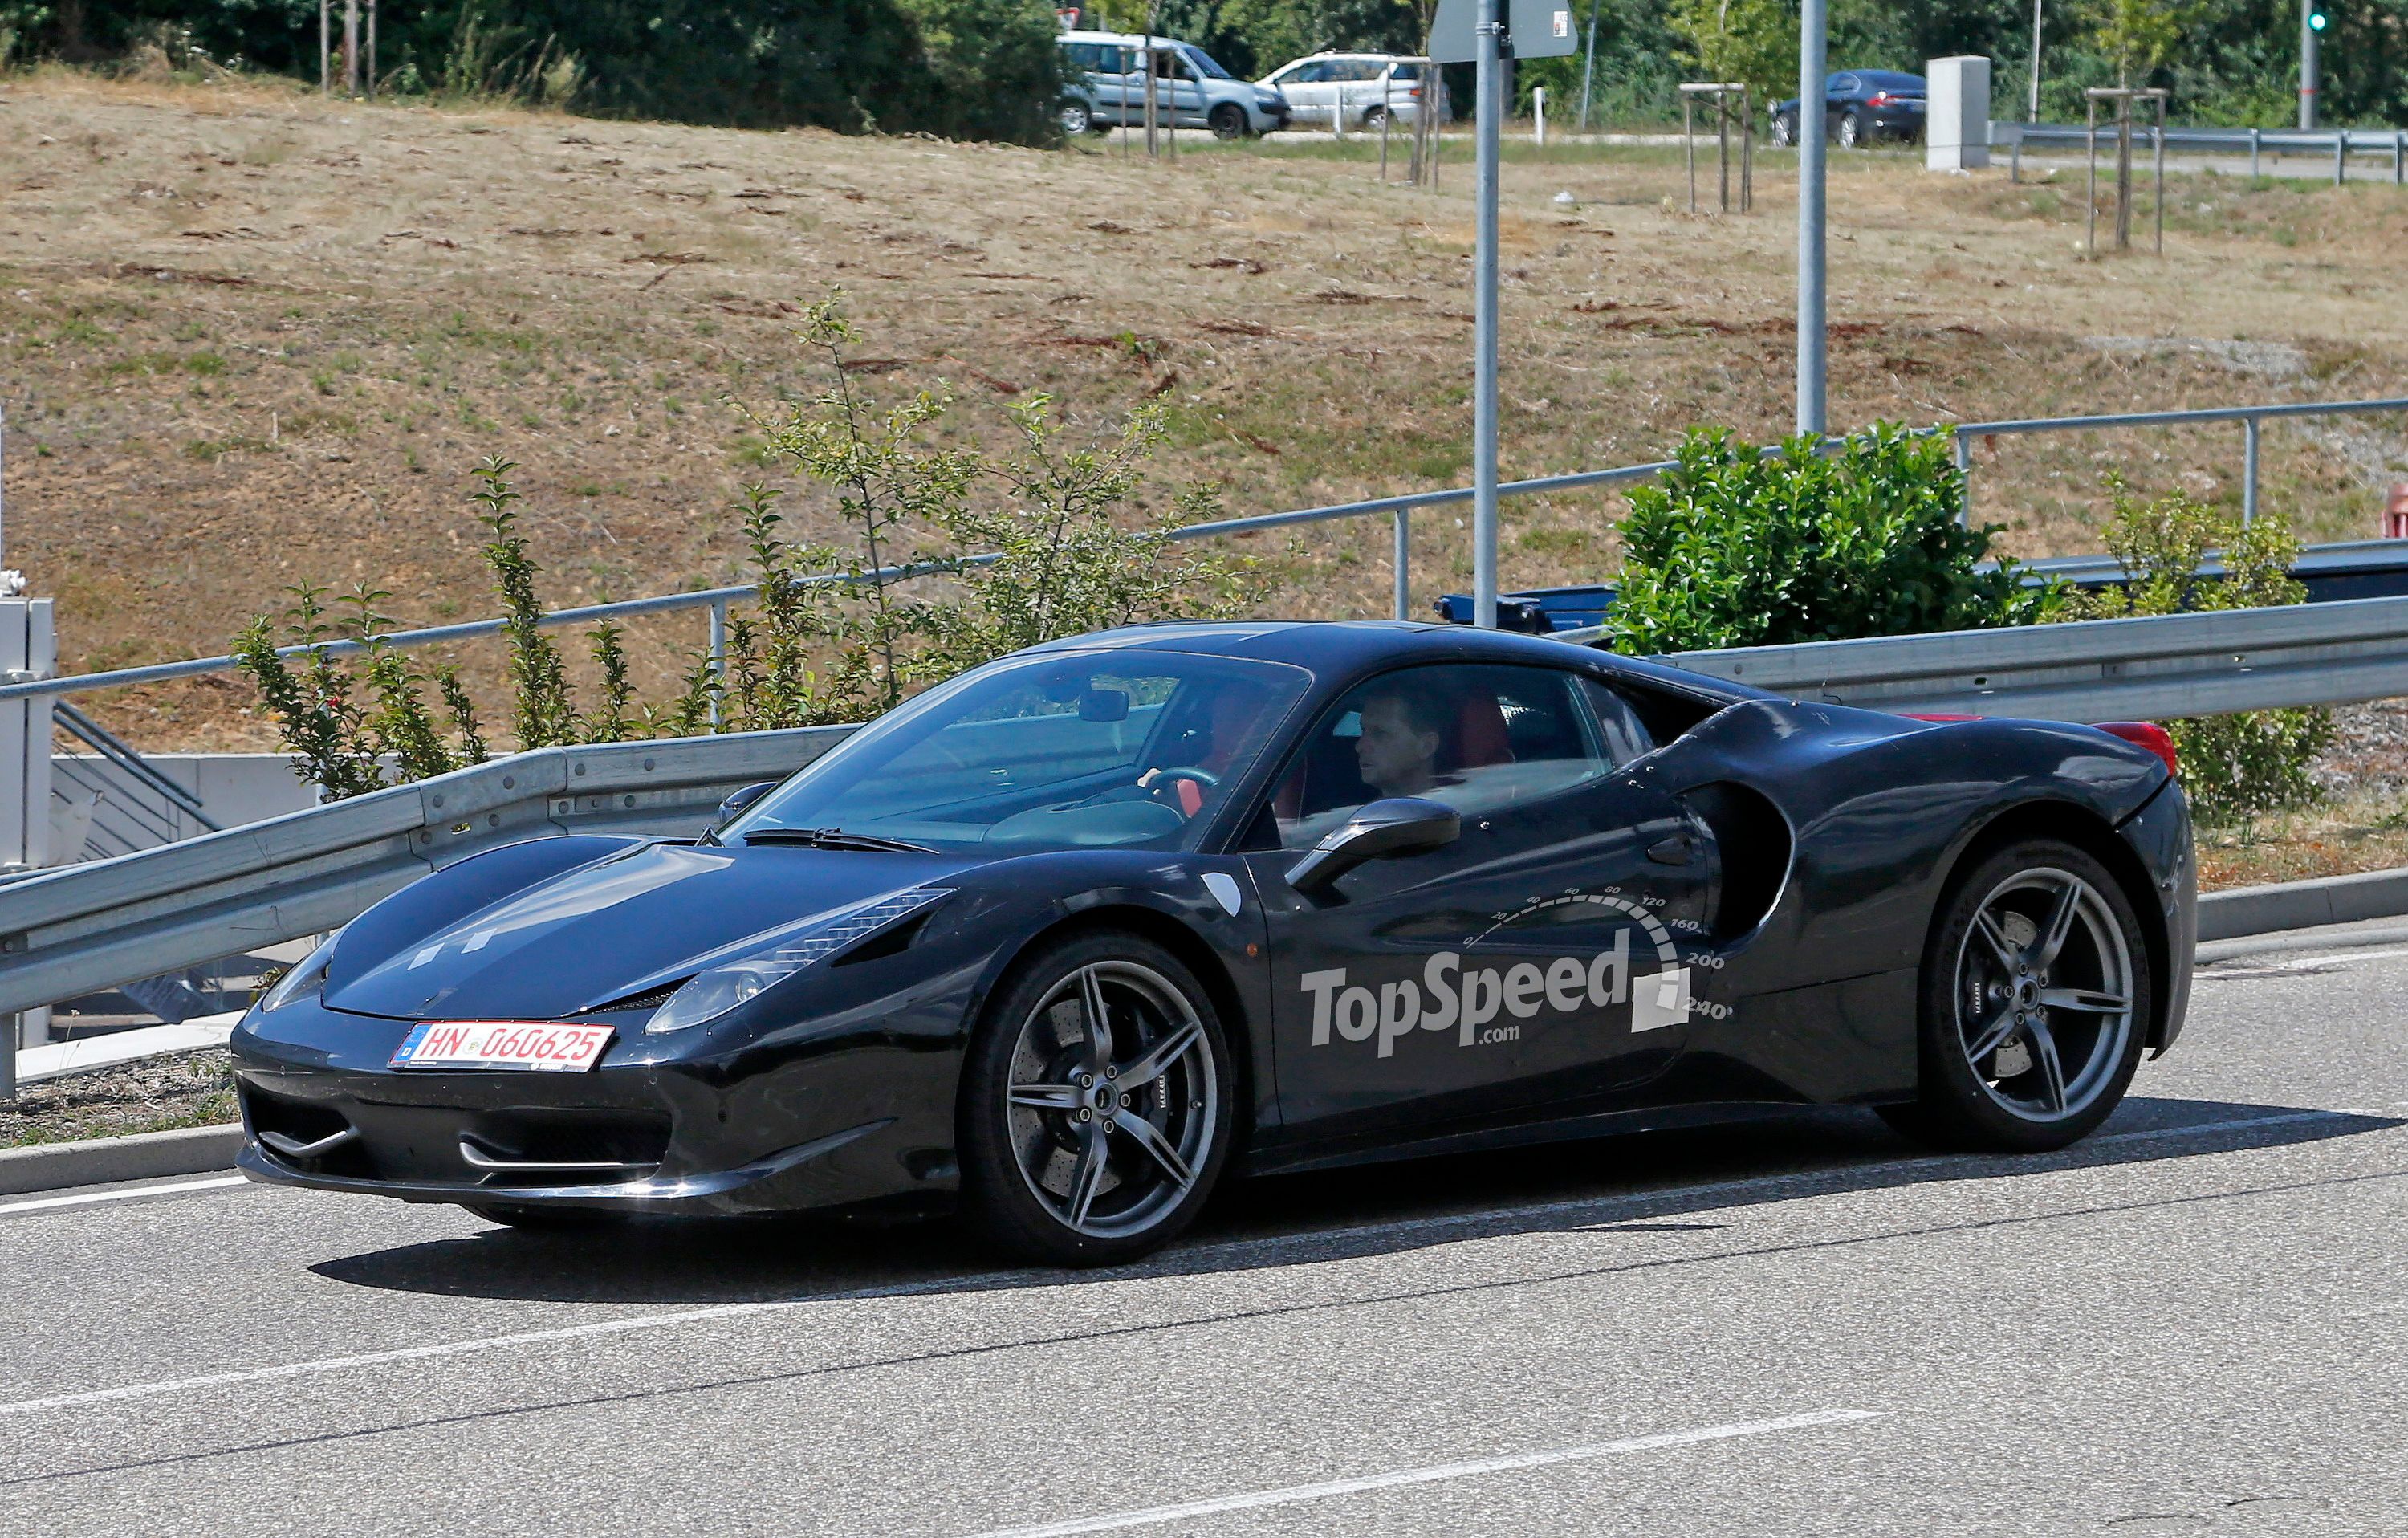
[2, 1048, 235, 1147]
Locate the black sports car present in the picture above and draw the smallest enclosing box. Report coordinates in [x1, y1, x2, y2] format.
[1771, 69, 1927, 149]
[234, 622, 2194, 1264]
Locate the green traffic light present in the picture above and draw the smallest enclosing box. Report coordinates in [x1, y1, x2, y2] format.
[2308, 10, 2327, 26]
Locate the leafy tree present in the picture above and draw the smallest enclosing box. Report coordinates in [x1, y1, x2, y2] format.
[1667, 0, 1793, 112]
[2088, 0, 2187, 84]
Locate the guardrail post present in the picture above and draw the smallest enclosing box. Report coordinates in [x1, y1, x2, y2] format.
[2334, 130, 2345, 185]
[2250, 127, 2261, 178]
[2395, 132, 2403, 186]
[2243, 416, 2261, 526]
[1392, 509, 1411, 620]
[706, 598, 729, 729]
[1953, 431, 1974, 527]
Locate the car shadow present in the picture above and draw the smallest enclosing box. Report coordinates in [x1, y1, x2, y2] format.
[309, 1096, 2398, 1308]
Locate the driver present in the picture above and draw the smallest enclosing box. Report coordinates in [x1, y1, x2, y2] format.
[1354, 689, 1446, 800]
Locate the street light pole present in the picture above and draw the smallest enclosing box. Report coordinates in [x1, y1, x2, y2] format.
[1796, 0, 1827, 434]
[2028, 0, 2044, 121]
[1472, 0, 1503, 628]
[2299, 0, 2320, 130]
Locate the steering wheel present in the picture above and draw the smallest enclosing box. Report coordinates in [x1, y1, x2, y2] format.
[1147, 765, 1222, 817]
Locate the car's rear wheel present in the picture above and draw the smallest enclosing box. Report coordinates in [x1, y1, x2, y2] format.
[1209, 103, 1248, 140]
[1770, 112, 1794, 148]
[1837, 109, 1862, 149]
[1881, 840, 2150, 1153]
[959, 932, 1233, 1266]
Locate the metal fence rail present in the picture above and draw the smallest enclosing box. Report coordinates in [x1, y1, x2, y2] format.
[0, 726, 852, 1051]
[2019, 121, 2408, 183]
[4, 395, 2403, 713]
[13, 595, 2408, 1048]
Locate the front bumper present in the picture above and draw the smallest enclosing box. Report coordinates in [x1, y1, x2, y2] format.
[231, 996, 962, 1217]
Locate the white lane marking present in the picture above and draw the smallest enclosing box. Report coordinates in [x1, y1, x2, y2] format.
[0, 1108, 2377, 1419]
[2196, 946, 2408, 978]
[958, 1408, 1885, 1538]
[0, 1175, 248, 1219]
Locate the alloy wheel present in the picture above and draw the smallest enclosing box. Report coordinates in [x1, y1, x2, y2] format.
[1952, 868, 2136, 1123]
[1003, 961, 1219, 1239]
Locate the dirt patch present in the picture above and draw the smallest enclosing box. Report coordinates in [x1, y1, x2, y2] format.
[3, 75, 2407, 751]
[2, 1048, 236, 1148]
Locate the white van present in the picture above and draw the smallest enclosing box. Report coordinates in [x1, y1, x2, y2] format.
[1057, 31, 1294, 139]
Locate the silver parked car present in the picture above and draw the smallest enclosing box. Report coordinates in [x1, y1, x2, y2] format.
[1256, 52, 1446, 132]
[1057, 31, 1293, 139]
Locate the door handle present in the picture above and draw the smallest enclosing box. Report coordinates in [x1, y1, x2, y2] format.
[1646, 835, 1694, 866]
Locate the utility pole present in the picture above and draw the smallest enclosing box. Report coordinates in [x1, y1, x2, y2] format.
[2028, 0, 2044, 121]
[1796, 0, 1827, 434]
[2299, 0, 2321, 130]
[341, 0, 359, 96]
[319, 0, 330, 94]
[1471, 0, 1503, 628]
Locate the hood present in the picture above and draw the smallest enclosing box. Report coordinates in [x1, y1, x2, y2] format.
[326, 840, 973, 1021]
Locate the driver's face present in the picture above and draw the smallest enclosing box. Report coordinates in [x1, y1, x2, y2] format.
[1356, 697, 1441, 797]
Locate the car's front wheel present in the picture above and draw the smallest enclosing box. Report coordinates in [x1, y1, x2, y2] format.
[1209, 103, 1248, 140]
[1060, 100, 1093, 136]
[1883, 839, 2150, 1154]
[959, 932, 1234, 1265]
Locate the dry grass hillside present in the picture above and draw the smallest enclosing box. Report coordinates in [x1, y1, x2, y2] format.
[4, 70, 2407, 750]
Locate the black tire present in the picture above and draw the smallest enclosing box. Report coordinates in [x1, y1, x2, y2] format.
[1837, 109, 1861, 149]
[465, 1202, 625, 1231]
[1060, 100, 1093, 136]
[1881, 839, 2151, 1154]
[958, 930, 1235, 1267]
[1362, 104, 1387, 129]
[1209, 103, 1248, 140]
[1770, 112, 1794, 149]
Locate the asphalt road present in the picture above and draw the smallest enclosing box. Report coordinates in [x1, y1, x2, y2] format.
[4, 931, 2404, 1537]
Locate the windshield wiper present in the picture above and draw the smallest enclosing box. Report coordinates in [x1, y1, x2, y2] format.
[742, 827, 936, 853]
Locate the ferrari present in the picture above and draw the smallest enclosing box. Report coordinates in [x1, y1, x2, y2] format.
[234, 621, 2194, 1263]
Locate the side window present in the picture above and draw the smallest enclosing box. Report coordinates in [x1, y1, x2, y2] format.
[1577, 677, 1656, 767]
[1266, 665, 1617, 850]
[1289, 60, 1334, 83]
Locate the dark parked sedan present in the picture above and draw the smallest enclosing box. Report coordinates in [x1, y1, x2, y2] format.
[234, 621, 2192, 1266]
[1772, 70, 1926, 149]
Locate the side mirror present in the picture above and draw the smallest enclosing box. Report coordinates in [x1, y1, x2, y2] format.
[712, 780, 779, 832]
[1286, 797, 1460, 897]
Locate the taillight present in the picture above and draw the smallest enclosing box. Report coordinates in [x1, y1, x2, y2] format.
[1904, 713, 1979, 722]
[1868, 92, 1891, 106]
[2097, 721, 2179, 776]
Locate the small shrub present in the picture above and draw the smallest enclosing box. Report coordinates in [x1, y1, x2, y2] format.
[2068, 482, 2333, 834]
[1606, 425, 2059, 655]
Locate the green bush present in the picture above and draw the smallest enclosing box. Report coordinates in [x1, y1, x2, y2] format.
[2068, 482, 2333, 834]
[1605, 425, 2059, 657]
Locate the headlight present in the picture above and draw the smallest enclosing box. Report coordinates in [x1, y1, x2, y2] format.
[256, 934, 340, 1014]
[646, 887, 950, 1035]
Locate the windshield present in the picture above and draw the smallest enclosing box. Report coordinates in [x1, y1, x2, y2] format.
[727, 650, 1312, 853]
[1183, 46, 1234, 79]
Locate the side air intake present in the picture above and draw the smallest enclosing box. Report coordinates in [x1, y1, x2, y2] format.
[1680, 781, 1792, 942]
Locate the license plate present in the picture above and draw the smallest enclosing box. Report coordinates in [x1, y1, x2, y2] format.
[389, 1021, 614, 1072]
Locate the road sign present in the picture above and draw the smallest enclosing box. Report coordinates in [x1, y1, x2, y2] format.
[1429, 0, 1576, 62]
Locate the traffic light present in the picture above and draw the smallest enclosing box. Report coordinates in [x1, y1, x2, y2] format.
[2308, 7, 2328, 27]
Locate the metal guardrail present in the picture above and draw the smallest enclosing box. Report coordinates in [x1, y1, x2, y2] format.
[1623, 590, 2408, 722]
[2018, 121, 2408, 183]
[4, 395, 2404, 711]
[13, 595, 2408, 1051]
[0, 726, 852, 1052]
